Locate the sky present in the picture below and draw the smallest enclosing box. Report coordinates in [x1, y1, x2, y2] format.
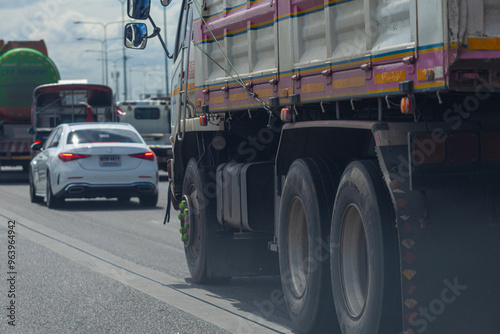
[0, 0, 182, 101]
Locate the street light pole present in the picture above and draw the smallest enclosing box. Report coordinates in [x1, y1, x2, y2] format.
[84, 49, 105, 84]
[77, 37, 105, 84]
[164, 6, 169, 98]
[74, 20, 124, 87]
[119, 0, 128, 101]
[103, 27, 108, 86]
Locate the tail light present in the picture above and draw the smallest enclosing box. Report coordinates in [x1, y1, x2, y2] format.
[130, 152, 155, 161]
[33, 140, 41, 145]
[116, 106, 126, 116]
[58, 152, 91, 162]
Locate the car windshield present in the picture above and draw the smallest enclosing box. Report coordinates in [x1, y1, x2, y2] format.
[67, 128, 142, 144]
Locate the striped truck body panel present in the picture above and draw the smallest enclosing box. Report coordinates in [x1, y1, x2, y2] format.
[179, 0, 500, 112]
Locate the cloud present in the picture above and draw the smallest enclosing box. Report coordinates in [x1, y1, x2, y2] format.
[0, 0, 181, 99]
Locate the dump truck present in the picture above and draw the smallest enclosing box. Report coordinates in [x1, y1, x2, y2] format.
[117, 99, 172, 171]
[0, 40, 59, 171]
[124, 0, 500, 333]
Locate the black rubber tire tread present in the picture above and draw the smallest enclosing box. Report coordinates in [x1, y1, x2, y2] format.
[139, 193, 158, 207]
[182, 159, 212, 283]
[46, 172, 64, 209]
[278, 157, 342, 334]
[330, 159, 401, 334]
[117, 195, 131, 202]
[29, 168, 43, 203]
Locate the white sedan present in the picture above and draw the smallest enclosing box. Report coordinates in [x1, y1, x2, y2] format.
[29, 123, 159, 208]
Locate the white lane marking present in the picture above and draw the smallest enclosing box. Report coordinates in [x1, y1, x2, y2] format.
[0, 209, 292, 334]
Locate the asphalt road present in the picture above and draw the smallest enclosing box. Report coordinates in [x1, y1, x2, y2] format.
[0, 167, 293, 334]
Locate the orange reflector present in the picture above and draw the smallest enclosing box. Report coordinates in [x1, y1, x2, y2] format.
[199, 115, 207, 126]
[447, 133, 478, 163]
[401, 97, 413, 114]
[482, 133, 500, 162]
[411, 133, 445, 165]
[281, 108, 292, 122]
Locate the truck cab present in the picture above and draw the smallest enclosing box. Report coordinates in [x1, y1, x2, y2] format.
[117, 99, 172, 171]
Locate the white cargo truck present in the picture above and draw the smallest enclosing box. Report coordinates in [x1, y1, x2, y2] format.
[123, 0, 500, 333]
[117, 100, 172, 171]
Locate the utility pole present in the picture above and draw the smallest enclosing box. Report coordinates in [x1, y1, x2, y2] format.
[119, 0, 128, 101]
[164, 6, 169, 98]
[74, 21, 123, 86]
[111, 71, 120, 99]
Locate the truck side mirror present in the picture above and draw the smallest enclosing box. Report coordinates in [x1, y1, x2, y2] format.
[160, 0, 172, 6]
[128, 0, 151, 20]
[124, 23, 148, 49]
[124, 0, 173, 58]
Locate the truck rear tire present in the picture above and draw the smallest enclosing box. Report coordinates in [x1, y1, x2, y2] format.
[330, 160, 401, 334]
[279, 158, 342, 334]
[182, 158, 216, 283]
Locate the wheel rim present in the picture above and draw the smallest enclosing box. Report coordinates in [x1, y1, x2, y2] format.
[340, 204, 368, 318]
[181, 194, 196, 247]
[287, 196, 309, 298]
[185, 185, 201, 257]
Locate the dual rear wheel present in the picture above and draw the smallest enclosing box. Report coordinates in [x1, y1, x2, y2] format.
[278, 158, 341, 333]
[279, 159, 401, 334]
[178, 156, 401, 333]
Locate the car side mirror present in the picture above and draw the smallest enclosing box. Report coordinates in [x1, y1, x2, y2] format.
[31, 142, 43, 152]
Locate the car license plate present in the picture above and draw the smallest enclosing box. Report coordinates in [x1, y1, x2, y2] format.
[100, 155, 121, 167]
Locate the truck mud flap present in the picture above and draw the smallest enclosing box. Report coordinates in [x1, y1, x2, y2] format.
[378, 145, 500, 333]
